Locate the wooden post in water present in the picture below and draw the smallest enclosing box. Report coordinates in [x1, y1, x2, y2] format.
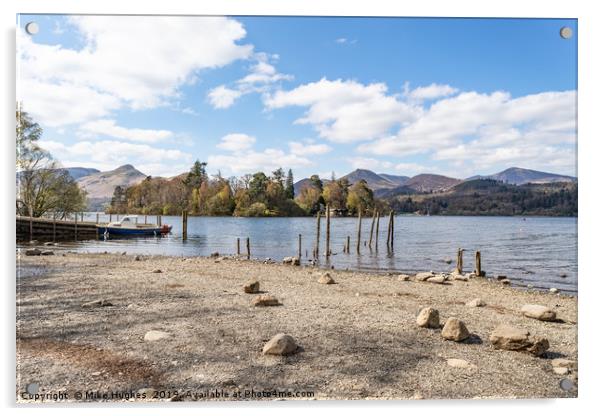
[74, 212, 78, 241]
[158, 215, 162, 226]
[298, 234, 302, 259]
[144, 215, 147, 224]
[356, 211, 362, 254]
[390, 211, 394, 250]
[81, 212, 84, 222]
[52, 217, 56, 242]
[109, 213, 112, 223]
[368, 209, 376, 249]
[475, 251, 482, 277]
[182, 210, 188, 240]
[386, 212, 392, 250]
[314, 212, 321, 259]
[236, 238, 241, 255]
[375, 211, 380, 251]
[96, 213, 99, 224]
[346, 236, 350, 253]
[29, 216, 33, 241]
[456, 248, 463, 274]
[246, 237, 250, 260]
[325, 204, 331, 258]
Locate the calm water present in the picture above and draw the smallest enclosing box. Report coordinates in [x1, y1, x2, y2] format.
[35, 214, 578, 294]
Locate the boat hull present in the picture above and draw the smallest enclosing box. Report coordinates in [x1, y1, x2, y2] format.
[97, 225, 171, 236]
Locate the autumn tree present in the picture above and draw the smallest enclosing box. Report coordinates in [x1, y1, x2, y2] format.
[346, 179, 374, 215]
[323, 178, 350, 210]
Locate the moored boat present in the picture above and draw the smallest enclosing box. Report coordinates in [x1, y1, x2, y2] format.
[97, 215, 172, 236]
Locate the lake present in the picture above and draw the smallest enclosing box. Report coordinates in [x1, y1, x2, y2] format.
[41, 214, 577, 294]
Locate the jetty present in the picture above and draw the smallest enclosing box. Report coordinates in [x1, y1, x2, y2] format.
[16, 215, 99, 242]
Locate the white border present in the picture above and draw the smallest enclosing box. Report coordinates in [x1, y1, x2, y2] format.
[2, 1, 600, 416]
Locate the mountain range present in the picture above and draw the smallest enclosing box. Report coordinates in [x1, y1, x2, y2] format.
[54, 164, 576, 210]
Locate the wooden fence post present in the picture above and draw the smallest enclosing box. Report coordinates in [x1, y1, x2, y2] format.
[246, 237, 250, 260]
[456, 248, 464, 274]
[182, 210, 188, 240]
[390, 211, 394, 250]
[475, 251, 482, 277]
[356, 210, 362, 254]
[368, 209, 376, 249]
[325, 204, 331, 258]
[315, 212, 321, 259]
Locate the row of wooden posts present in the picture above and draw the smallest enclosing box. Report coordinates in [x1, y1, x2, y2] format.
[178, 205, 398, 260]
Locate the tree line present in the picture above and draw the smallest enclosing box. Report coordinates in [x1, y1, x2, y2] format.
[109, 161, 381, 217]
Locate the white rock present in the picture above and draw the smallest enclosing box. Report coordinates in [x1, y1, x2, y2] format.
[551, 358, 577, 369]
[144, 330, 171, 342]
[553, 367, 569, 375]
[466, 298, 486, 307]
[318, 273, 335, 284]
[550, 287, 559, 294]
[415, 272, 435, 281]
[447, 358, 472, 368]
[426, 274, 447, 284]
[521, 304, 557, 321]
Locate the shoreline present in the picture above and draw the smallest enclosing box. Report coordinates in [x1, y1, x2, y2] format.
[17, 252, 577, 401]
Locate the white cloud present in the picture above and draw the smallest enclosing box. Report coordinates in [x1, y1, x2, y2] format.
[216, 133, 256, 152]
[289, 141, 332, 155]
[207, 86, 244, 109]
[79, 119, 173, 143]
[347, 157, 393, 171]
[17, 16, 253, 126]
[406, 83, 459, 101]
[264, 78, 421, 143]
[358, 89, 577, 176]
[39, 139, 193, 177]
[207, 52, 292, 109]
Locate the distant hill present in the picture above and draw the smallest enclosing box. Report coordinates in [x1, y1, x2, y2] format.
[378, 173, 410, 186]
[404, 174, 462, 193]
[467, 167, 576, 186]
[340, 169, 398, 191]
[76, 164, 147, 209]
[63, 167, 100, 180]
[387, 179, 577, 216]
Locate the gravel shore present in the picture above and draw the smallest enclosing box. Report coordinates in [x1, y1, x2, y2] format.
[16, 251, 578, 401]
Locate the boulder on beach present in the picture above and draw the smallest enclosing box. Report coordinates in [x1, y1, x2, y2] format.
[426, 274, 447, 284]
[521, 304, 557, 321]
[416, 307, 440, 328]
[489, 324, 549, 356]
[550, 287, 560, 294]
[398, 274, 411, 281]
[441, 318, 470, 342]
[551, 358, 577, 370]
[415, 272, 435, 281]
[252, 294, 280, 307]
[282, 256, 300, 266]
[210, 252, 220, 258]
[447, 358, 473, 369]
[152, 269, 162, 273]
[41, 250, 54, 256]
[318, 273, 335, 284]
[243, 280, 260, 294]
[466, 298, 486, 308]
[144, 330, 171, 342]
[262, 333, 298, 355]
[24, 248, 42, 256]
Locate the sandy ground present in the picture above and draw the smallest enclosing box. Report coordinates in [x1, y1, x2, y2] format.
[16, 251, 577, 402]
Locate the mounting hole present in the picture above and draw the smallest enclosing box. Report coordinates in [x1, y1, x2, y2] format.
[25, 22, 39, 35]
[560, 26, 573, 39]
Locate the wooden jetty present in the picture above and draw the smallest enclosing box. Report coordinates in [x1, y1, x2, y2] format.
[16, 216, 99, 242]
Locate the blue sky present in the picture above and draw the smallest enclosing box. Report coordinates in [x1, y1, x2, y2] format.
[17, 15, 577, 180]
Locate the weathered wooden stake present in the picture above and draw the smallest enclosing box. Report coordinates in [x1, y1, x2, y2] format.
[356, 211, 362, 254]
[182, 210, 188, 240]
[368, 209, 376, 249]
[390, 211, 394, 250]
[74, 212, 78, 241]
[375, 212, 380, 251]
[96, 213, 99, 224]
[144, 215, 147, 224]
[346, 236, 350, 253]
[109, 213, 112, 222]
[237, 238, 240, 255]
[475, 251, 482, 277]
[315, 212, 321, 259]
[456, 248, 464, 274]
[52, 217, 56, 242]
[81, 212, 84, 222]
[325, 204, 331, 258]
[386, 211, 392, 249]
[246, 237, 250, 260]
[298, 234, 302, 259]
[158, 215, 162, 226]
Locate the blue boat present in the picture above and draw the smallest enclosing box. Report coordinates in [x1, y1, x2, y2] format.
[97, 215, 172, 236]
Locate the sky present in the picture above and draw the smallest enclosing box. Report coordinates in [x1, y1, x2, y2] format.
[16, 15, 577, 180]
